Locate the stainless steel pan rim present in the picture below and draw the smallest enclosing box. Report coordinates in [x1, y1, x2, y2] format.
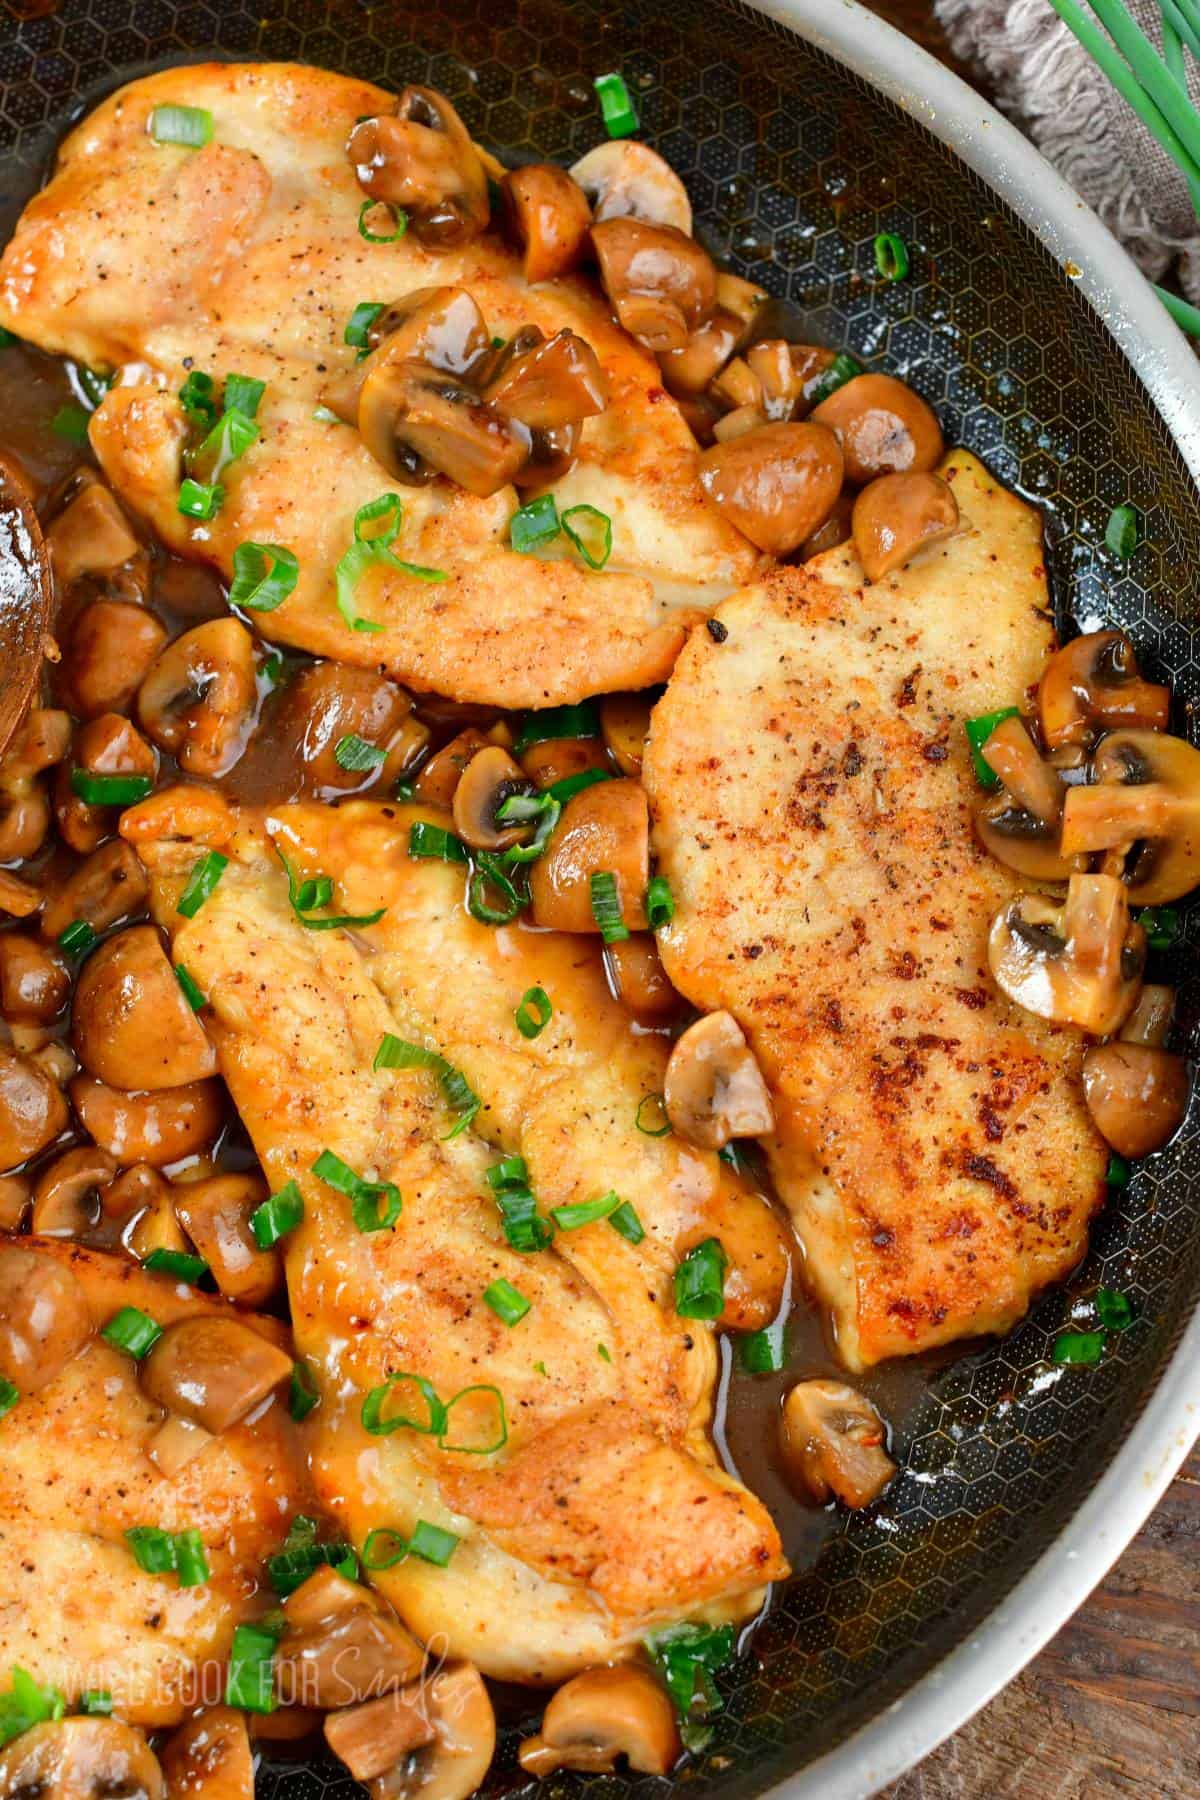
[743, 3, 1200, 1793]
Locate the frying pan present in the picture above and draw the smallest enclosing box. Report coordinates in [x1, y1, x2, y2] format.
[0, 0, 1197, 1793]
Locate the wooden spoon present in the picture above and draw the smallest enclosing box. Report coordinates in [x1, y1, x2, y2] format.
[0, 452, 51, 757]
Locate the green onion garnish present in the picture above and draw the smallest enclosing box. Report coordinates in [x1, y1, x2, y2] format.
[597, 1342, 612, 1363]
[645, 875, 674, 929]
[179, 370, 218, 432]
[646, 1621, 735, 1745]
[409, 821, 468, 864]
[0, 1377, 18, 1423]
[545, 767, 613, 805]
[561, 504, 613, 570]
[228, 541, 299, 613]
[334, 734, 387, 773]
[344, 301, 385, 348]
[719, 1142, 746, 1172]
[373, 1034, 481, 1140]
[738, 1321, 786, 1373]
[177, 850, 228, 918]
[312, 1149, 401, 1233]
[964, 706, 1020, 789]
[75, 364, 111, 410]
[362, 1519, 459, 1570]
[485, 1155, 554, 1252]
[1051, 1329, 1106, 1366]
[266, 1515, 356, 1596]
[223, 373, 265, 418]
[174, 1528, 210, 1588]
[57, 918, 97, 957]
[590, 870, 628, 943]
[149, 104, 214, 148]
[177, 476, 224, 520]
[51, 404, 90, 446]
[69, 769, 153, 807]
[361, 1372, 447, 1438]
[187, 407, 259, 482]
[101, 1307, 162, 1359]
[174, 964, 206, 1011]
[79, 1691, 113, 1716]
[874, 232, 909, 281]
[125, 1525, 204, 1581]
[440, 1383, 507, 1455]
[512, 702, 601, 754]
[278, 846, 386, 931]
[552, 1189, 620, 1231]
[1106, 1153, 1131, 1188]
[510, 494, 561, 555]
[336, 492, 446, 634]
[674, 1238, 727, 1321]
[467, 853, 525, 925]
[410, 1520, 459, 1565]
[515, 986, 552, 1039]
[1137, 905, 1180, 950]
[361, 1527, 408, 1571]
[143, 1248, 209, 1284]
[483, 1278, 531, 1327]
[495, 791, 561, 865]
[808, 351, 864, 408]
[594, 71, 639, 137]
[225, 1622, 280, 1713]
[635, 1093, 671, 1137]
[609, 1200, 645, 1244]
[250, 1179, 305, 1250]
[358, 199, 408, 243]
[1095, 1287, 1135, 1330]
[1105, 503, 1139, 558]
[0, 1669, 65, 1749]
[289, 1361, 320, 1422]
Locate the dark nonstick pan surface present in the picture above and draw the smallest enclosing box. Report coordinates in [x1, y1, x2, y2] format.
[0, 0, 1197, 1793]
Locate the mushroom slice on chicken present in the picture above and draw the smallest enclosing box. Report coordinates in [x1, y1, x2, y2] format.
[778, 1380, 895, 1508]
[1060, 729, 1200, 905]
[988, 874, 1145, 1036]
[664, 1009, 775, 1150]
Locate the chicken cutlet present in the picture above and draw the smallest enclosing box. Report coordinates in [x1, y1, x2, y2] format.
[0, 62, 759, 709]
[643, 451, 1109, 1369]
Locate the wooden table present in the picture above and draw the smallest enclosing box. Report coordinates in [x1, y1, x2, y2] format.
[859, 7, 1200, 1794]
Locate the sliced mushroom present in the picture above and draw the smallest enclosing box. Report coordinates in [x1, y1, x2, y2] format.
[62, 599, 168, 722]
[412, 729, 492, 807]
[147, 1411, 214, 1478]
[1082, 1041, 1190, 1158]
[279, 1564, 425, 1708]
[70, 1074, 224, 1166]
[361, 1664, 494, 1800]
[284, 1564, 369, 1630]
[40, 840, 149, 944]
[779, 1379, 895, 1508]
[852, 471, 959, 581]
[72, 925, 217, 1091]
[519, 733, 610, 791]
[47, 476, 140, 589]
[709, 402, 766, 444]
[173, 1172, 281, 1307]
[801, 488, 855, 558]
[591, 218, 716, 352]
[0, 1719, 164, 1800]
[137, 619, 257, 778]
[659, 309, 746, 399]
[500, 164, 592, 283]
[810, 372, 943, 484]
[481, 329, 606, 431]
[1037, 629, 1171, 751]
[0, 1044, 68, 1170]
[0, 933, 69, 1024]
[0, 1171, 29, 1230]
[599, 691, 654, 778]
[571, 141, 692, 233]
[0, 1243, 92, 1390]
[31, 1145, 118, 1237]
[55, 713, 159, 855]
[1060, 729, 1200, 905]
[0, 869, 42, 920]
[528, 778, 649, 933]
[972, 716, 1075, 880]
[160, 1706, 252, 1800]
[325, 1688, 437, 1783]
[664, 1010, 774, 1150]
[1119, 982, 1175, 1048]
[451, 745, 533, 851]
[604, 934, 682, 1025]
[709, 354, 764, 415]
[359, 361, 526, 495]
[126, 1179, 191, 1262]
[257, 662, 423, 801]
[140, 1315, 293, 1432]
[323, 287, 491, 427]
[519, 1666, 680, 1777]
[698, 422, 844, 557]
[988, 873, 1145, 1035]
[348, 86, 490, 246]
[0, 707, 72, 862]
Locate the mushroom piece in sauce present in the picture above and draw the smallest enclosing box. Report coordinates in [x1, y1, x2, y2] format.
[851, 470, 959, 582]
[1037, 629, 1171, 751]
[140, 1315, 293, 1432]
[327, 1662, 495, 1800]
[0, 1243, 92, 1391]
[519, 1666, 681, 1777]
[1060, 729, 1200, 905]
[987, 873, 1145, 1035]
[778, 1379, 896, 1508]
[71, 925, 217, 1091]
[972, 714, 1076, 882]
[1083, 1041, 1190, 1159]
[137, 619, 258, 779]
[810, 371, 943, 484]
[500, 164, 592, 283]
[570, 140, 693, 233]
[451, 744, 534, 852]
[698, 422, 844, 557]
[348, 86, 489, 246]
[591, 218, 717, 353]
[0, 1719, 164, 1800]
[663, 1009, 775, 1151]
[160, 1706, 253, 1800]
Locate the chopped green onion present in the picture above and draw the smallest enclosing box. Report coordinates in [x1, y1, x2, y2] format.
[874, 232, 909, 281]
[483, 1278, 531, 1327]
[69, 769, 153, 807]
[964, 706, 1020, 789]
[597, 1342, 612, 1363]
[250, 1180, 305, 1250]
[277, 847, 386, 931]
[312, 1149, 401, 1233]
[335, 493, 445, 634]
[177, 476, 224, 520]
[510, 494, 561, 555]
[544, 767, 613, 805]
[1137, 905, 1180, 950]
[225, 1622, 280, 1713]
[289, 1361, 320, 1422]
[174, 964, 206, 1011]
[409, 821, 468, 863]
[609, 1200, 645, 1244]
[0, 327, 14, 349]
[646, 1621, 735, 1741]
[334, 733, 387, 773]
[260, 650, 285, 687]
[177, 850, 228, 918]
[266, 1515, 356, 1596]
[719, 1142, 746, 1172]
[79, 1691, 113, 1716]
[361, 1527, 408, 1571]
[187, 407, 259, 482]
[594, 71, 639, 138]
[1051, 1329, 1106, 1366]
[358, 199, 408, 243]
[808, 351, 864, 407]
[0, 1669, 66, 1748]
[75, 364, 112, 410]
[149, 104, 214, 148]
[51, 404, 90, 446]
[143, 1248, 209, 1284]
[124, 1526, 176, 1574]
[1095, 1287, 1135, 1330]
[485, 1155, 554, 1252]
[174, 1528, 210, 1588]
[561, 504, 613, 570]
[515, 986, 552, 1039]
[552, 1189, 620, 1230]
[590, 870, 628, 943]
[496, 791, 561, 865]
[57, 918, 97, 957]
[409, 1520, 459, 1565]
[361, 1372, 447, 1438]
[674, 1238, 727, 1321]
[344, 301, 385, 348]
[1106, 1153, 1132, 1188]
[440, 1383, 507, 1455]
[1105, 503, 1139, 558]
[101, 1307, 162, 1359]
[467, 853, 525, 925]
[512, 702, 601, 754]
[635, 1093, 671, 1137]
[229, 541, 299, 613]
[645, 875, 674, 929]
[179, 370, 218, 432]
[372, 1034, 481, 1140]
[739, 1321, 786, 1373]
[0, 1377, 18, 1423]
[223, 373, 265, 418]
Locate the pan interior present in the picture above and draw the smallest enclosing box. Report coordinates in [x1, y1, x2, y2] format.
[0, 0, 1197, 1791]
